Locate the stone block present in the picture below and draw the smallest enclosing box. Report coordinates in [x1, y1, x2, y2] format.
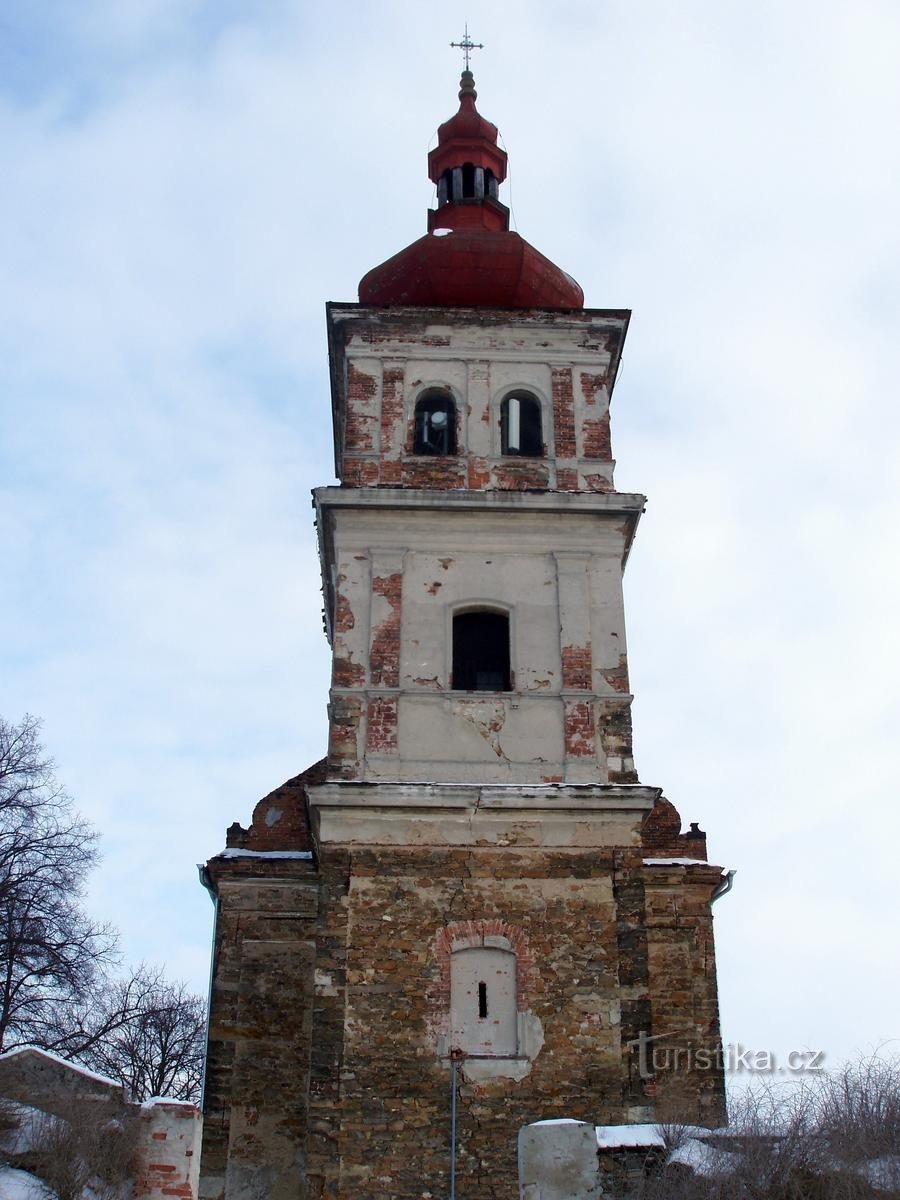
[518, 1120, 601, 1199]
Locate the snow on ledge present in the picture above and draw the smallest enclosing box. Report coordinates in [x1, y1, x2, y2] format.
[643, 857, 711, 867]
[216, 849, 314, 860]
[142, 1096, 198, 1109]
[596, 1123, 666, 1149]
[531, 1118, 585, 1127]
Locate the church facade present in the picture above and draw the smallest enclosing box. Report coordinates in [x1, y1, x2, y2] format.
[198, 71, 729, 1200]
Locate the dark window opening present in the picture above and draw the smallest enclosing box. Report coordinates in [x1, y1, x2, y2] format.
[462, 162, 476, 197]
[452, 611, 511, 692]
[502, 393, 543, 456]
[414, 392, 456, 456]
[478, 982, 488, 1019]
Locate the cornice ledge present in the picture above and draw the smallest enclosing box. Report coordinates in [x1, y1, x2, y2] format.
[305, 781, 660, 812]
[314, 487, 646, 515]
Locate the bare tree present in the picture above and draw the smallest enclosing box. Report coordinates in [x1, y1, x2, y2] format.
[639, 1056, 900, 1199]
[0, 714, 118, 1052]
[816, 1054, 900, 1194]
[75, 969, 206, 1102]
[0, 715, 206, 1104]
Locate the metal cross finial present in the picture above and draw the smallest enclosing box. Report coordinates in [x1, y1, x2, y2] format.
[450, 24, 484, 72]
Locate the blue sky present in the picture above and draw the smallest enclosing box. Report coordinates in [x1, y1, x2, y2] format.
[2, 0, 898, 1083]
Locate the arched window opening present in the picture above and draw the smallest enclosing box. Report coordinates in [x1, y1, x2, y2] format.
[450, 946, 517, 1057]
[452, 611, 510, 692]
[414, 391, 457, 456]
[461, 162, 476, 197]
[501, 393, 543, 457]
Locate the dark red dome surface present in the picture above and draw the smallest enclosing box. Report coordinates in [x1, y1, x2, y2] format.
[357, 72, 584, 311]
[358, 229, 584, 310]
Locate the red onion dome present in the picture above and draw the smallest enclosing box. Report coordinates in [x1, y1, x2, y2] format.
[359, 229, 583, 309]
[357, 72, 583, 310]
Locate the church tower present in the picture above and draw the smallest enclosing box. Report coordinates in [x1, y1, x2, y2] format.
[198, 70, 729, 1200]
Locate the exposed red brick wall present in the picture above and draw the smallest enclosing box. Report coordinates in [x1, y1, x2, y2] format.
[582, 471, 614, 493]
[366, 695, 398, 754]
[402, 459, 467, 489]
[224, 763, 323, 853]
[580, 371, 608, 404]
[561, 643, 592, 690]
[642, 796, 708, 860]
[494, 461, 551, 491]
[598, 704, 638, 784]
[552, 367, 577, 459]
[583, 415, 612, 460]
[564, 699, 596, 758]
[556, 467, 579, 491]
[369, 572, 402, 688]
[467, 455, 491, 489]
[344, 364, 377, 453]
[341, 458, 380, 487]
[602, 654, 631, 694]
[379, 367, 405, 486]
[430, 920, 538, 1026]
[332, 655, 365, 688]
[359, 329, 450, 348]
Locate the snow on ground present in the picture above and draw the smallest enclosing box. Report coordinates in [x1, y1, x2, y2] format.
[667, 1135, 740, 1177]
[0, 1102, 60, 1156]
[0, 1165, 54, 1199]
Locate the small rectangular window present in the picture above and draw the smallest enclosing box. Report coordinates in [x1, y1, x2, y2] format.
[452, 611, 511, 691]
[502, 393, 543, 457]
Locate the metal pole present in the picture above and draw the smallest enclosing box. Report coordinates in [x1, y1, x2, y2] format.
[450, 1054, 457, 1200]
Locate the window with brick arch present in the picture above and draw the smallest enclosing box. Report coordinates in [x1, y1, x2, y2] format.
[452, 610, 511, 692]
[449, 946, 517, 1057]
[413, 390, 457, 456]
[501, 392, 543, 457]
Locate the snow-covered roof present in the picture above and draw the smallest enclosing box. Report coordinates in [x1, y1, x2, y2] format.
[142, 1096, 197, 1109]
[596, 1123, 666, 1149]
[0, 1045, 123, 1089]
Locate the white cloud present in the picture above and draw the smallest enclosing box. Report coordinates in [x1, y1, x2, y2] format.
[1, 1, 897, 1072]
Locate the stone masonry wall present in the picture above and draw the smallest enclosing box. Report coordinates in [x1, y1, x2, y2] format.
[643, 865, 727, 1126]
[202, 847, 727, 1199]
[198, 857, 322, 1200]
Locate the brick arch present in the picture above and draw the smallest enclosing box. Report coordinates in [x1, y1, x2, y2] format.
[431, 920, 537, 1031]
